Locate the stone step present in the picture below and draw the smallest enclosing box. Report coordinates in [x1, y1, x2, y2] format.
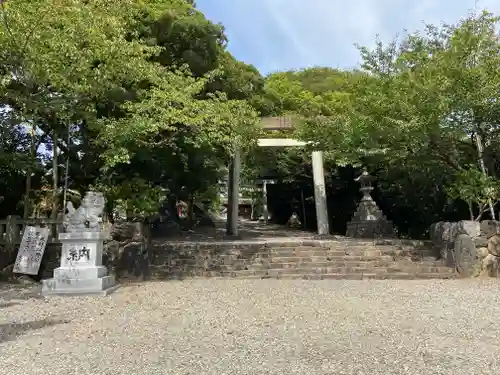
[155, 255, 450, 265]
[265, 255, 440, 263]
[157, 253, 440, 265]
[152, 267, 455, 278]
[249, 267, 454, 275]
[282, 273, 457, 280]
[161, 258, 447, 269]
[147, 239, 453, 281]
[155, 238, 432, 249]
[154, 245, 436, 256]
[157, 262, 445, 275]
[150, 263, 455, 278]
[148, 271, 439, 280]
[246, 260, 450, 268]
[270, 246, 432, 255]
[249, 266, 454, 275]
[216, 271, 456, 280]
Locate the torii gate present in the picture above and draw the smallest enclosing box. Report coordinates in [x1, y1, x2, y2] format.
[225, 116, 330, 237]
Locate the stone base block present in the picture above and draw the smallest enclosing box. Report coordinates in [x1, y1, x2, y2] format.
[53, 266, 108, 280]
[41, 275, 118, 296]
[346, 220, 395, 239]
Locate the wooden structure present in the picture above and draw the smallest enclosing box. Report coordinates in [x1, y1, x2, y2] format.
[260, 116, 296, 131]
[0, 216, 63, 245]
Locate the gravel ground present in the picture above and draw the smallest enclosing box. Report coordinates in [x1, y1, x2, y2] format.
[1, 279, 500, 375]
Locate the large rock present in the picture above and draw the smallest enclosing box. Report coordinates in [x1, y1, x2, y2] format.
[430, 222, 457, 261]
[104, 221, 151, 280]
[477, 247, 489, 259]
[453, 234, 478, 276]
[432, 221, 458, 244]
[481, 254, 500, 277]
[429, 222, 443, 243]
[471, 242, 500, 277]
[429, 220, 500, 278]
[110, 221, 145, 242]
[118, 241, 151, 279]
[480, 221, 500, 239]
[441, 222, 456, 243]
[487, 235, 500, 257]
[473, 236, 488, 247]
[456, 221, 480, 238]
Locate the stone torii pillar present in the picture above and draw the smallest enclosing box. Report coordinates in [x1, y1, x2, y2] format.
[312, 151, 329, 235]
[226, 147, 241, 237]
[262, 180, 269, 224]
[257, 138, 331, 236]
[260, 179, 276, 225]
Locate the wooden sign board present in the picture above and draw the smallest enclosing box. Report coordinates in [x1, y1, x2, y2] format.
[13, 226, 49, 275]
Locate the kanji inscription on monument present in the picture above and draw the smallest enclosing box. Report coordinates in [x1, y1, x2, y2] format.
[13, 226, 49, 275]
[66, 245, 91, 263]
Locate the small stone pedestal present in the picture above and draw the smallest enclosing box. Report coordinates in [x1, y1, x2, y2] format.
[346, 169, 395, 239]
[42, 192, 118, 296]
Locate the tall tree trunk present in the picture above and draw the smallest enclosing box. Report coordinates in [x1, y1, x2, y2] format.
[50, 130, 59, 219]
[475, 131, 495, 220]
[62, 126, 71, 214]
[23, 123, 36, 219]
[468, 201, 474, 221]
[23, 169, 32, 219]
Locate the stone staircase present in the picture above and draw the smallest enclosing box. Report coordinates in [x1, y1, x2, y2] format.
[149, 238, 456, 280]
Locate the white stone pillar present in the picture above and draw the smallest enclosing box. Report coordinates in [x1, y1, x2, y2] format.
[262, 180, 269, 224]
[312, 151, 329, 235]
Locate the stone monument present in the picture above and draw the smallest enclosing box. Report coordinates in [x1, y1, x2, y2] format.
[42, 191, 118, 296]
[346, 169, 395, 238]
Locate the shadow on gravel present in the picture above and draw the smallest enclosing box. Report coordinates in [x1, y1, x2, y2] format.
[0, 319, 70, 344]
[0, 301, 21, 309]
[0, 283, 42, 302]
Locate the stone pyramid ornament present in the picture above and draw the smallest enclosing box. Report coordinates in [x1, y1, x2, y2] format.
[346, 169, 395, 238]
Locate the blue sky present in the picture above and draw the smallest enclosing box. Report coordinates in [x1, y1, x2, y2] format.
[196, 0, 500, 75]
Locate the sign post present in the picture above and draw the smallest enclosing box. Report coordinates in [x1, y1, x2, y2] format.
[13, 226, 49, 275]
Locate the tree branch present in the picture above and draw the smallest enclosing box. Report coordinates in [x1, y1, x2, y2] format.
[475, 203, 490, 221]
[428, 136, 462, 170]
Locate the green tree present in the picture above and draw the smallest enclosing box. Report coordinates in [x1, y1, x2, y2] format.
[0, 0, 260, 218]
[297, 10, 500, 221]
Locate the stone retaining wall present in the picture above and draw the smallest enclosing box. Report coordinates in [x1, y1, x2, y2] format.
[33, 234, 454, 281]
[2, 221, 457, 281]
[0, 221, 151, 282]
[104, 221, 151, 280]
[144, 238, 455, 280]
[430, 220, 500, 277]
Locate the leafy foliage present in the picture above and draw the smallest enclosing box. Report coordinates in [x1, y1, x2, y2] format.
[2, 2, 500, 236]
[0, 0, 261, 219]
[293, 10, 500, 221]
[446, 167, 500, 220]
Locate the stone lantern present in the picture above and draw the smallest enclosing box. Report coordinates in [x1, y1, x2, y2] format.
[346, 168, 395, 238]
[357, 168, 376, 202]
